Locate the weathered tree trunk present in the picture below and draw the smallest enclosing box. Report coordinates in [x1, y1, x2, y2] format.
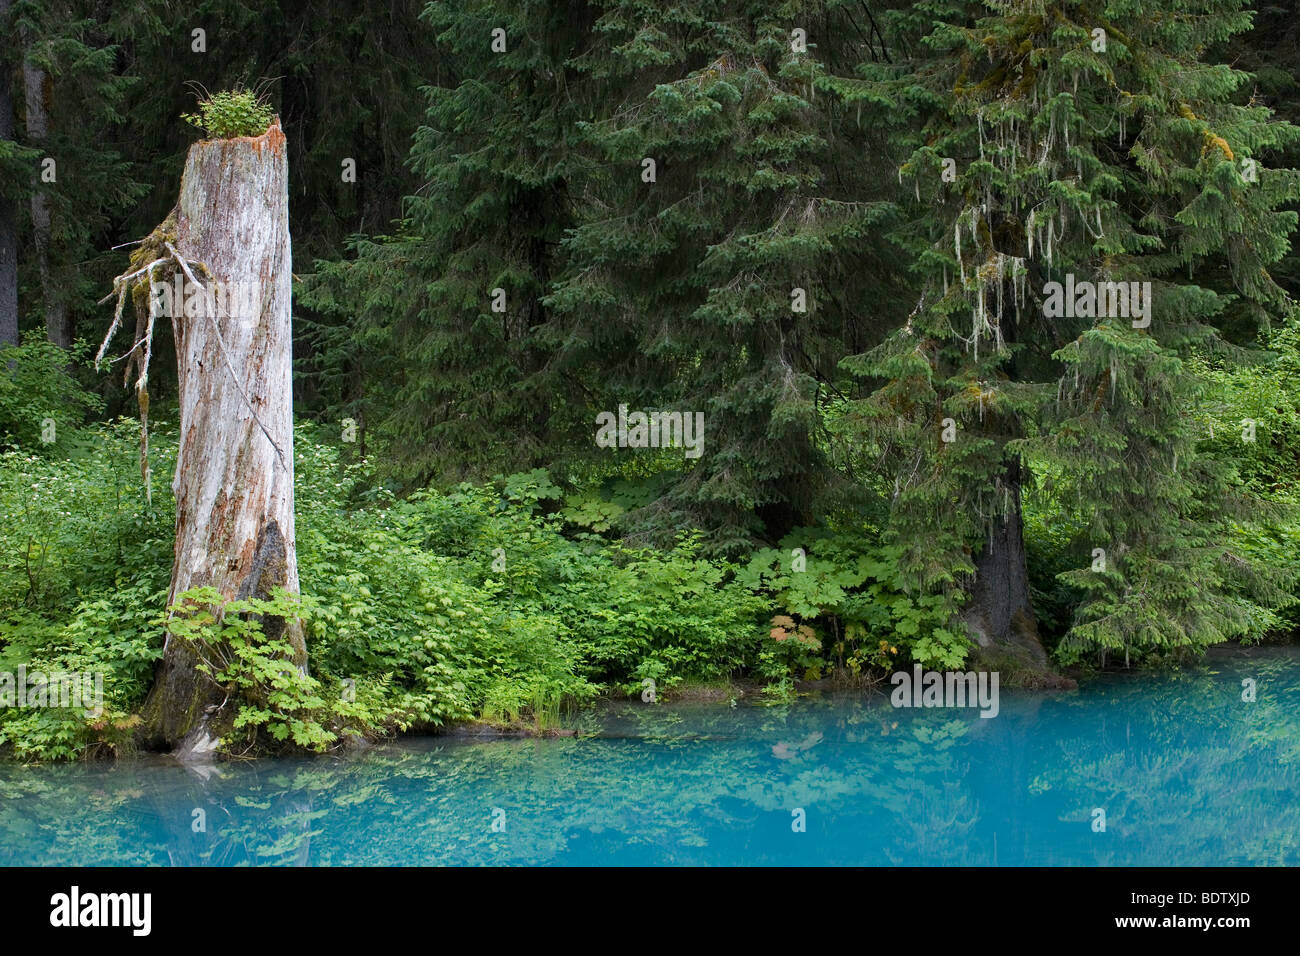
[140, 120, 306, 758]
[962, 461, 1069, 686]
[20, 50, 69, 348]
[0, 0, 18, 349]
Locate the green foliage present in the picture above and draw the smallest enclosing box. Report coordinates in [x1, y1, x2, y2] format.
[0, 420, 171, 758]
[560, 492, 625, 533]
[297, 0, 595, 488]
[163, 587, 339, 751]
[281, 434, 770, 734]
[0, 334, 103, 454]
[344, 465, 768, 699]
[565, 535, 769, 695]
[544, 0, 907, 550]
[5, 0, 149, 355]
[181, 87, 274, 139]
[292, 440, 585, 731]
[736, 529, 969, 672]
[9, 0, 1300, 762]
[1197, 314, 1300, 502]
[302, 0, 911, 548]
[840, 0, 1300, 665]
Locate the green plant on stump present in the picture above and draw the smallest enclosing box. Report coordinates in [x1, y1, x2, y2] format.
[182, 87, 274, 139]
[162, 587, 336, 752]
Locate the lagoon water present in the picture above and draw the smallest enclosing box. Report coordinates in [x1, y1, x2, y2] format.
[2, 645, 1297, 866]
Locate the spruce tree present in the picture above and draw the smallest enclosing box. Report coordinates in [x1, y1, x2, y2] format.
[302, 0, 600, 483]
[8, 0, 145, 349]
[548, 0, 908, 551]
[842, 0, 1300, 667]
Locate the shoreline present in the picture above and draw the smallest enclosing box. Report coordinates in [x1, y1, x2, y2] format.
[7, 641, 1293, 763]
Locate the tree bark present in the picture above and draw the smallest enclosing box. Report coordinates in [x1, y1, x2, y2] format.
[0, 0, 18, 348]
[20, 49, 69, 348]
[961, 461, 1068, 686]
[140, 120, 306, 757]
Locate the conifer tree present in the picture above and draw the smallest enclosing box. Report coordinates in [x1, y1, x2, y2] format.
[306, 0, 912, 530]
[8, 0, 145, 348]
[843, 0, 1300, 667]
[302, 0, 600, 483]
[547, 0, 908, 550]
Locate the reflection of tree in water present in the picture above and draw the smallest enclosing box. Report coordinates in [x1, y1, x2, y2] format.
[1031, 652, 1300, 866]
[1, 649, 1296, 865]
[0, 697, 983, 865]
[0, 767, 167, 866]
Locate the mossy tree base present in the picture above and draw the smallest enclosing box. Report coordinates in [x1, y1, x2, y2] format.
[960, 467, 1073, 689]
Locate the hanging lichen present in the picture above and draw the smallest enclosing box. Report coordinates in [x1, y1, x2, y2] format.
[95, 209, 188, 505]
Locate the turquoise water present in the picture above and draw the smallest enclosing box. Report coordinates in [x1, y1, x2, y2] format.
[2, 645, 1298, 866]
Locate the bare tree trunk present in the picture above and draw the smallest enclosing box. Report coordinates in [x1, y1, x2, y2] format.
[140, 120, 305, 757]
[20, 49, 69, 348]
[0, 0, 18, 349]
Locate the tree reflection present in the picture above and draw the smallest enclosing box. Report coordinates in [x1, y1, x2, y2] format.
[1, 648, 1296, 866]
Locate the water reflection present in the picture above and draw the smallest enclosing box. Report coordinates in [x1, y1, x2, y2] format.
[1, 645, 1297, 866]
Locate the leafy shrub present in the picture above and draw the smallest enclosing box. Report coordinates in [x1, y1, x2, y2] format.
[0, 421, 1003, 760]
[182, 87, 274, 139]
[736, 528, 969, 673]
[0, 334, 103, 455]
[292, 439, 594, 728]
[561, 536, 769, 694]
[0, 420, 171, 758]
[1191, 317, 1300, 637]
[163, 587, 341, 751]
[378, 469, 767, 698]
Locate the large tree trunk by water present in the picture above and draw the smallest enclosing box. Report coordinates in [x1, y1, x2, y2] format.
[20, 50, 69, 348]
[140, 120, 305, 757]
[0, 0, 18, 349]
[962, 461, 1067, 686]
